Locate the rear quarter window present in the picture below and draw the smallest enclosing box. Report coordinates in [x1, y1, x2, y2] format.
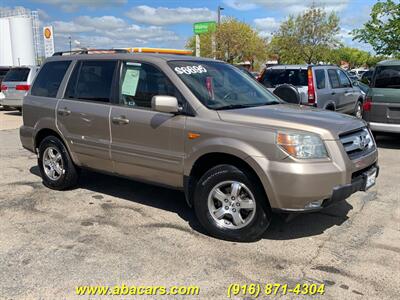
[374, 66, 400, 89]
[315, 69, 326, 89]
[3, 68, 30, 82]
[31, 61, 71, 98]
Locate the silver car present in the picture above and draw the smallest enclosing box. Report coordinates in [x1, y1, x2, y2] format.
[259, 65, 364, 118]
[0, 66, 39, 111]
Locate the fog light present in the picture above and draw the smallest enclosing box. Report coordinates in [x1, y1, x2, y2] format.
[304, 200, 324, 209]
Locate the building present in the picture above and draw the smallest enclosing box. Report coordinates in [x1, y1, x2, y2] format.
[0, 7, 41, 66]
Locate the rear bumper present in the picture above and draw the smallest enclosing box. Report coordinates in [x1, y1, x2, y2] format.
[0, 98, 23, 108]
[369, 122, 400, 133]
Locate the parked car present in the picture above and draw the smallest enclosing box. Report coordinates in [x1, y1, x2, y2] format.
[0, 66, 39, 111]
[350, 68, 368, 79]
[258, 65, 364, 118]
[20, 53, 378, 242]
[363, 60, 400, 134]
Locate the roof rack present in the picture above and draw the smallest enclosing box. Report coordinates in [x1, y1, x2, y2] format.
[52, 49, 130, 56]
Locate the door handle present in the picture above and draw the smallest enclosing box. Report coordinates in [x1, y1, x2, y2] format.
[58, 107, 71, 116]
[112, 116, 130, 125]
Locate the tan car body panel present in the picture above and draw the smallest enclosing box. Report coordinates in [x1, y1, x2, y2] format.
[20, 53, 378, 211]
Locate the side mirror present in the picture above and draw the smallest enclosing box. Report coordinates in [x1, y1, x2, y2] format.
[151, 95, 180, 114]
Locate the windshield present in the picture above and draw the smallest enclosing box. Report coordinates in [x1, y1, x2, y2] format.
[168, 60, 281, 110]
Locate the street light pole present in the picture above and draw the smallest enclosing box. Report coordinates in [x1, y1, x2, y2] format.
[217, 5, 224, 26]
[69, 36, 72, 52]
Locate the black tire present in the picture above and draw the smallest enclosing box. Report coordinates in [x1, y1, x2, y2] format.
[193, 164, 271, 242]
[38, 135, 78, 190]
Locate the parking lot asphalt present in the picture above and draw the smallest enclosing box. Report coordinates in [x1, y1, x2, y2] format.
[0, 111, 399, 299]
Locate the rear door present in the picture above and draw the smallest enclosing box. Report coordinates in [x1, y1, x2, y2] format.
[260, 68, 308, 103]
[110, 61, 186, 187]
[57, 60, 117, 172]
[336, 68, 357, 113]
[369, 65, 400, 124]
[327, 69, 344, 111]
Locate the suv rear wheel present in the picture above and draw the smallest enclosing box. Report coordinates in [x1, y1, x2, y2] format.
[194, 164, 270, 242]
[38, 136, 79, 190]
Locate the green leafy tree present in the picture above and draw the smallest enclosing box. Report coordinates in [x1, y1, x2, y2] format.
[186, 18, 268, 64]
[328, 47, 373, 68]
[268, 6, 340, 64]
[352, 0, 400, 57]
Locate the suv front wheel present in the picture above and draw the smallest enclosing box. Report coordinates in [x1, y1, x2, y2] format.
[194, 164, 271, 242]
[38, 136, 79, 190]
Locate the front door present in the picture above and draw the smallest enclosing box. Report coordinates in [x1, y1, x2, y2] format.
[57, 60, 117, 172]
[337, 69, 357, 113]
[110, 61, 186, 187]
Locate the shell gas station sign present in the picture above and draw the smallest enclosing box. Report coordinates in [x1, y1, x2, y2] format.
[43, 26, 55, 57]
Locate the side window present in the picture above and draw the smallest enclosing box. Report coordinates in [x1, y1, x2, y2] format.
[328, 69, 340, 89]
[64, 60, 116, 103]
[374, 66, 400, 88]
[337, 69, 351, 88]
[315, 69, 326, 89]
[31, 61, 71, 97]
[119, 62, 179, 109]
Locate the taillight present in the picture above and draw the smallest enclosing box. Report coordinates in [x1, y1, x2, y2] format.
[15, 84, 30, 91]
[363, 96, 372, 111]
[307, 67, 315, 104]
[1, 84, 7, 91]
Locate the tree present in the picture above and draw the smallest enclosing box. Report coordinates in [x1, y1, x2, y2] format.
[186, 18, 268, 64]
[268, 6, 340, 64]
[328, 47, 372, 68]
[352, 0, 400, 57]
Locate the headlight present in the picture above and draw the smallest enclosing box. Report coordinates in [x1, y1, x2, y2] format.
[277, 132, 328, 159]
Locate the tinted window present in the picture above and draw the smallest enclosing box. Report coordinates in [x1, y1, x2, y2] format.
[337, 69, 351, 87]
[262, 68, 308, 88]
[0, 69, 10, 77]
[374, 66, 400, 89]
[119, 62, 178, 108]
[3, 68, 30, 82]
[328, 69, 340, 88]
[31, 61, 70, 98]
[315, 69, 326, 89]
[65, 60, 116, 102]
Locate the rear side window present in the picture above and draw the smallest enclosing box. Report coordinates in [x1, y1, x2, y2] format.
[65, 60, 117, 102]
[3, 68, 30, 82]
[374, 66, 400, 89]
[328, 69, 340, 88]
[31, 61, 71, 98]
[262, 69, 307, 88]
[315, 69, 326, 89]
[0, 69, 10, 77]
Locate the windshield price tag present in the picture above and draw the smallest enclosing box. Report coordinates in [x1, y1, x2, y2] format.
[174, 65, 207, 75]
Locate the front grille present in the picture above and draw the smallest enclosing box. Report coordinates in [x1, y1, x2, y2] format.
[340, 127, 375, 160]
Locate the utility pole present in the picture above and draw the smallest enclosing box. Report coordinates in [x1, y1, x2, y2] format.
[216, 5, 224, 60]
[69, 36, 72, 52]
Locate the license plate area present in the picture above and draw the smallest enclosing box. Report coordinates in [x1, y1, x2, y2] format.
[362, 167, 377, 191]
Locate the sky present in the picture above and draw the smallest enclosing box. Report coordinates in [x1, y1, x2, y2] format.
[0, 0, 377, 53]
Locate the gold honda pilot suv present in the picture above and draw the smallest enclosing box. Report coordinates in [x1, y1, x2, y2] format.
[20, 52, 379, 242]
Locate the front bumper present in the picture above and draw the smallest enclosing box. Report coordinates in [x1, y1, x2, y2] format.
[369, 122, 400, 133]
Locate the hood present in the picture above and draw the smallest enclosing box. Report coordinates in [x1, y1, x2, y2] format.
[217, 104, 366, 140]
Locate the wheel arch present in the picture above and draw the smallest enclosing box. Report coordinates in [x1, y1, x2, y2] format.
[184, 152, 271, 209]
